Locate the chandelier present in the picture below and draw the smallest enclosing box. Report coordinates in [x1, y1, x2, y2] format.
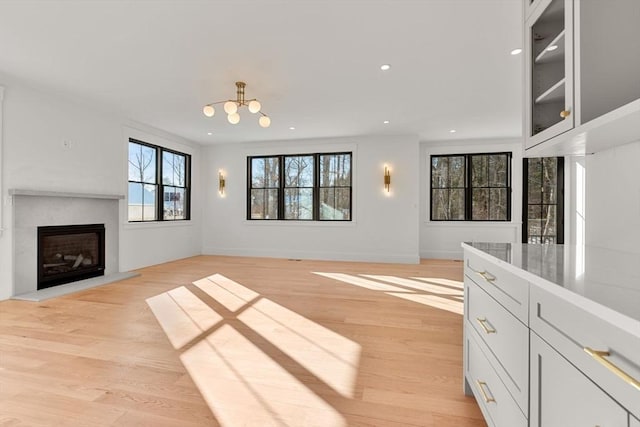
[202, 81, 271, 128]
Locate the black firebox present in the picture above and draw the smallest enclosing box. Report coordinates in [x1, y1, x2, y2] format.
[37, 224, 105, 290]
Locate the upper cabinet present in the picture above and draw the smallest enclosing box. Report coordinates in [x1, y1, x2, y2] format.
[523, 0, 542, 21]
[525, 0, 574, 149]
[524, 0, 640, 156]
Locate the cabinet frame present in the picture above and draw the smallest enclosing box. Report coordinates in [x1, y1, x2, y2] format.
[524, 0, 574, 149]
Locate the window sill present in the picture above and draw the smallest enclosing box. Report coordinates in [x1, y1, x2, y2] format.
[423, 221, 521, 228]
[243, 219, 356, 227]
[123, 220, 194, 230]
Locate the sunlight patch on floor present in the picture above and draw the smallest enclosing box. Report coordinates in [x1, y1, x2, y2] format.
[410, 277, 465, 290]
[238, 298, 361, 398]
[313, 272, 407, 292]
[361, 275, 461, 296]
[181, 325, 346, 427]
[146, 286, 222, 349]
[193, 273, 259, 312]
[148, 274, 358, 426]
[314, 273, 463, 315]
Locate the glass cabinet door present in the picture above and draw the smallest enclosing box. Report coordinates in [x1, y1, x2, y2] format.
[524, 0, 574, 149]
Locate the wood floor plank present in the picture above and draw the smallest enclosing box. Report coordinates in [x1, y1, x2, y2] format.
[0, 256, 485, 426]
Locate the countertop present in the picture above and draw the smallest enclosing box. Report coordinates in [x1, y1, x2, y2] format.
[462, 242, 640, 326]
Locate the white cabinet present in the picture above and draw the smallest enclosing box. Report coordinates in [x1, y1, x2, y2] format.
[463, 251, 529, 425]
[465, 251, 528, 322]
[462, 243, 640, 427]
[523, 0, 543, 21]
[466, 278, 528, 411]
[530, 332, 628, 427]
[530, 284, 640, 416]
[523, 0, 640, 156]
[465, 326, 527, 427]
[525, 0, 574, 149]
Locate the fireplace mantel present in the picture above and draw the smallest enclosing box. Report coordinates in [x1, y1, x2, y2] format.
[9, 189, 124, 200]
[12, 192, 121, 297]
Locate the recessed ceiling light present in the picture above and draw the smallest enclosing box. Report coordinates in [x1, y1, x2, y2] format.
[383, 120, 390, 124]
[289, 127, 295, 130]
[449, 129, 457, 133]
[380, 64, 391, 71]
[546, 45, 558, 51]
[207, 132, 212, 135]
[510, 48, 522, 55]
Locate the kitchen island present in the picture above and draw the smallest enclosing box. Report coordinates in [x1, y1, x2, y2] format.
[462, 242, 640, 427]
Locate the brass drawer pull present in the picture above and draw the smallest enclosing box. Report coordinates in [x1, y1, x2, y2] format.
[476, 380, 496, 403]
[584, 347, 640, 392]
[476, 317, 497, 334]
[480, 271, 496, 283]
[467, 262, 497, 283]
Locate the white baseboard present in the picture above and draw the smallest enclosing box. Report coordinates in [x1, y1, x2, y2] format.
[201, 246, 420, 264]
[419, 249, 463, 260]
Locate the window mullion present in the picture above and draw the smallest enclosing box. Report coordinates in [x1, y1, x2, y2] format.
[157, 147, 163, 221]
[313, 154, 319, 220]
[465, 155, 472, 220]
[278, 156, 284, 220]
[246, 157, 252, 220]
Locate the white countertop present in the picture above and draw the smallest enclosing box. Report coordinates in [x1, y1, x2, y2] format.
[462, 242, 640, 326]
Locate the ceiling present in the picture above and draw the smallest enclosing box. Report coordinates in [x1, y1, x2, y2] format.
[0, 0, 523, 145]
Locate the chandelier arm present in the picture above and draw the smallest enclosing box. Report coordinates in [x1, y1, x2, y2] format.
[208, 99, 262, 107]
[206, 100, 236, 105]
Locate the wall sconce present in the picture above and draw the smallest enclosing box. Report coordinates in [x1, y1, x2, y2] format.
[218, 171, 226, 196]
[384, 165, 391, 193]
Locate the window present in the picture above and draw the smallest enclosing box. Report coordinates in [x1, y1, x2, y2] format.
[284, 155, 314, 220]
[431, 152, 511, 221]
[523, 157, 564, 243]
[128, 139, 191, 222]
[248, 152, 352, 221]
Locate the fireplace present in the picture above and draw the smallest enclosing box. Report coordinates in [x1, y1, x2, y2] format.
[37, 224, 106, 290]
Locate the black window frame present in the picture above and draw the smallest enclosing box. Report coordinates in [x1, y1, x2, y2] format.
[128, 138, 191, 222]
[247, 152, 352, 221]
[522, 157, 564, 244]
[430, 152, 512, 222]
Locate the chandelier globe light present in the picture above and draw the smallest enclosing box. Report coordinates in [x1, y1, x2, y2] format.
[203, 105, 215, 117]
[203, 81, 270, 128]
[224, 101, 237, 115]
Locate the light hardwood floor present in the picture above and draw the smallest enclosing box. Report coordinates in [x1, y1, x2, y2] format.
[0, 256, 486, 427]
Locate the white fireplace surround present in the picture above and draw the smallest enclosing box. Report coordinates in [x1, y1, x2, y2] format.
[10, 189, 123, 296]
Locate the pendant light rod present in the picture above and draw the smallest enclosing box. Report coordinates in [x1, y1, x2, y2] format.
[235, 81, 246, 105]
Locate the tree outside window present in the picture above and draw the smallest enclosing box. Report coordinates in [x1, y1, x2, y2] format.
[523, 157, 564, 243]
[431, 152, 511, 221]
[248, 152, 352, 221]
[127, 139, 191, 222]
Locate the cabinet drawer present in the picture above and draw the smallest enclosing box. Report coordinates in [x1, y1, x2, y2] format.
[530, 331, 628, 427]
[465, 326, 527, 427]
[464, 251, 529, 322]
[530, 285, 640, 417]
[465, 278, 528, 412]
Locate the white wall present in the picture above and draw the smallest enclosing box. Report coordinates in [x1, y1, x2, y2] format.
[202, 135, 420, 263]
[0, 74, 202, 300]
[119, 125, 202, 271]
[565, 155, 586, 247]
[585, 140, 640, 255]
[0, 86, 4, 237]
[419, 139, 523, 259]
